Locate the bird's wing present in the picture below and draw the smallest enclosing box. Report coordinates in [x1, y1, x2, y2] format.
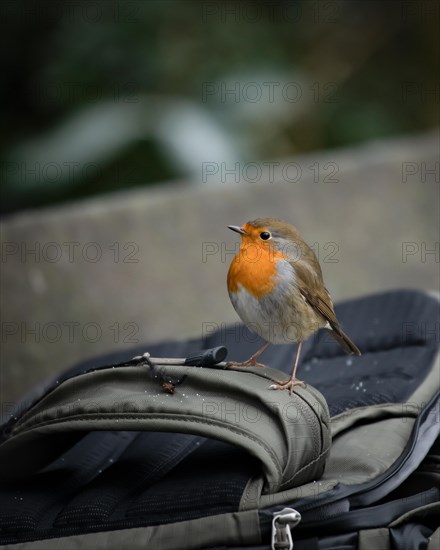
[297, 273, 338, 328]
[288, 246, 339, 329]
[292, 253, 361, 355]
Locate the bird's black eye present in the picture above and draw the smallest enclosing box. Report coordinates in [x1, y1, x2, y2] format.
[260, 231, 271, 241]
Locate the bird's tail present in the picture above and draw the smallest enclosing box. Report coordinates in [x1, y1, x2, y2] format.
[326, 326, 361, 356]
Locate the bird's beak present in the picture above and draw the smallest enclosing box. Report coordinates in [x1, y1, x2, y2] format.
[228, 225, 247, 235]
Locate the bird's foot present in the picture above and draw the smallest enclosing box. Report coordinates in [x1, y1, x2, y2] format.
[226, 358, 265, 368]
[270, 378, 306, 395]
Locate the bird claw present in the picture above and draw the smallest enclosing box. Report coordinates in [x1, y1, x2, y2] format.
[270, 379, 306, 395]
[226, 360, 265, 368]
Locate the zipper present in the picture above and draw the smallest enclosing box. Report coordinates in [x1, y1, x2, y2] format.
[271, 508, 301, 550]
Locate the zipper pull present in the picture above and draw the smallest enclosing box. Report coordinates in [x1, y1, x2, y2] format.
[271, 508, 301, 550]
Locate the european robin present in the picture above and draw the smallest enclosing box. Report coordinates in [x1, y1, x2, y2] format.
[227, 218, 361, 393]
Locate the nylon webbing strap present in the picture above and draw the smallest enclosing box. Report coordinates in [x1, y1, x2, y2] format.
[0, 364, 330, 492]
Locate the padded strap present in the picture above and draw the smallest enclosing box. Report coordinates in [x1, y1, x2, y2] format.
[0, 364, 330, 492]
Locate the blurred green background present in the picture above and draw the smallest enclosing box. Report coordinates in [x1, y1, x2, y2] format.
[1, 0, 438, 214]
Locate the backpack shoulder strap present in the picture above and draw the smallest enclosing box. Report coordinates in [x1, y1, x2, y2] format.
[0, 362, 331, 492]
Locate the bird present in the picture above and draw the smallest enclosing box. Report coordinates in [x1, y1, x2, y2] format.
[227, 218, 361, 394]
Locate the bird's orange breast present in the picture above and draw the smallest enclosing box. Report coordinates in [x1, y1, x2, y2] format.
[227, 243, 284, 298]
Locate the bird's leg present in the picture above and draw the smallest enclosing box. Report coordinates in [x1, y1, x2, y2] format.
[270, 341, 306, 395]
[227, 341, 270, 368]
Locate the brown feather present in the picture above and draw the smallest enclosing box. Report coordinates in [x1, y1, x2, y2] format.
[291, 241, 361, 356]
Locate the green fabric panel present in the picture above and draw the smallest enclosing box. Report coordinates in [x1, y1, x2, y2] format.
[389, 502, 440, 527]
[330, 402, 419, 438]
[408, 348, 440, 404]
[358, 528, 390, 550]
[0, 510, 261, 550]
[260, 348, 440, 507]
[260, 414, 415, 507]
[427, 527, 440, 550]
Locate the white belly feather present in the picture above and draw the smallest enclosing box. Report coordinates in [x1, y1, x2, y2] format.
[228, 259, 313, 344]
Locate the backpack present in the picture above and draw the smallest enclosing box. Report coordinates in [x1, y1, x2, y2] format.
[0, 289, 439, 549]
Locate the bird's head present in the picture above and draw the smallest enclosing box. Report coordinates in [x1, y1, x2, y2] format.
[228, 218, 304, 259]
